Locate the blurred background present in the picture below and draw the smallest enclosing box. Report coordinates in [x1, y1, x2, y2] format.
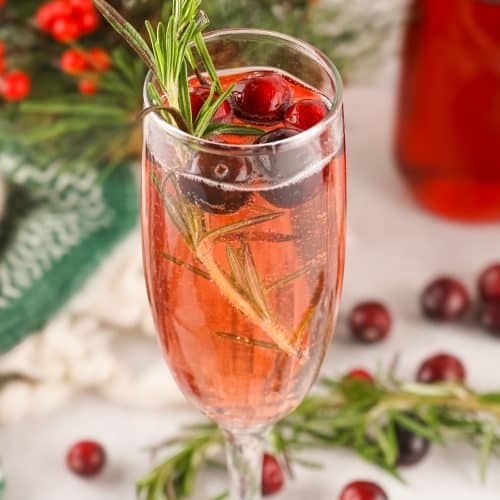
[1, 0, 500, 499]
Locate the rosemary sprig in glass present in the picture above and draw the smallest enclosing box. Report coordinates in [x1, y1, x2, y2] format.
[137, 369, 500, 499]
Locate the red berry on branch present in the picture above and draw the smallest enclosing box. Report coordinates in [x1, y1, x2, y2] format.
[78, 79, 98, 95]
[416, 353, 466, 384]
[344, 369, 375, 383]
[421, 277, 469, 321]
[36, 1, 73, 32]
[1, 71, 31, 101]
[60, 49, 89, 74]
[87, 48, 112, 72]
[478, 263, 500, 302]
[262, 453, 284, 496]
[66, 440, 106, 477]
[349, 301, 392, 344]
[232, 72, 292, 124]
[70, 0, 94, 12]
[339, 480, 388, 500]
[79, 10, 100, 34]
[51, 16, 81, 43]
[284, 98, 328, 131]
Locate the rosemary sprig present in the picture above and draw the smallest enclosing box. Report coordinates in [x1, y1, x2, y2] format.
[94, 0, 262, 138]
[137, 369, 500, 499]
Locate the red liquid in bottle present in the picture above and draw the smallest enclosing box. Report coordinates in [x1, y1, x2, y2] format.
[395, 0, 500, 222]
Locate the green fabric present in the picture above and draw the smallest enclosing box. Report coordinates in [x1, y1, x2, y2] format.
[0, 152, 139, 354]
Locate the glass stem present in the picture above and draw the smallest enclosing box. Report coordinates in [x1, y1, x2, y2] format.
[223, 428, 266, 500]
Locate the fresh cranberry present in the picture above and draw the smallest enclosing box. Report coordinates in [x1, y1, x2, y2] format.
[189, 86, 231, 122]
[262, 453, 284, 496]
[349, 301, 392, 344]
[417, 353, 466, 383]
[36, 1, 73, 32]
[395, 417, 431, 466]
[79, 10, 100, 34]
[179, 153, 253, 214]
[1, 71, 31, 101]
[284, 99, 328, 131]
[255, 128, 323, 208]
[78, 79, 98, 95]
[478, 263, 500, 302]
[339, 480, 388, 500]
[478, 301, 500, 336]
[87, 48, 112, 72]
[66, 440, 106, 477]
[421, 277, 469, 321]
[232, 72, 292, 124]
[51, 16, 81, 42]
[344, 369, 375, 383]
[60, 49, 89, 74]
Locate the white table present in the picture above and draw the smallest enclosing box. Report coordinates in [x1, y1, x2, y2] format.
[2, 68, 500, 500]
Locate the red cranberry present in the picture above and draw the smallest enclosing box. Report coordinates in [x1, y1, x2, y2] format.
[179, 154, 253, 214]
[1, 71, 31, 101]
[189, 86, 231, 122]
[339, 480, 388, 500]
[255, 128, 323, 208]
[0, 41, 5, 59]
[284, 99, 328, 131]
[232, 72, 292, 124]
[421, 277, 469, 321]
[262, 453, 284, 496]
[478, 301, 500, 336]
[87, 48, 112, 72]
[478, 263, 500, 302]
[66, 440, 106, 477]
[417, 353, 466, 383]
[395, 417, 431, 466]
[344, 369, 375, 383]
[70, 0, 94, 12]
[60, 49, 89, 74]
[78, 79, 98, 95]
[349, 302, 392, 344]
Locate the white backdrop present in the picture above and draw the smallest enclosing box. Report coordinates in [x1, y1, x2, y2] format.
[2, 65, 500, 500]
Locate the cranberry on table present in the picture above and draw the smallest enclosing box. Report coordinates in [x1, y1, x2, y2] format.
[179, 154, 253, 214]
[189, 86, 231, 122]
[66, 440, 106, 477]
[1, 71, 31, 101]
[232, 72, 292, 124]
[339, 480, 388, 500]
[344, 368, 375, 383]
[420, 276, 469, 321]
[284, 99, 328, 131]
[416, 352, 466, 383]
[478, 301, 500, 336]
[349, 301, 392, 344]
[395, 418, 431, 466]
[478, 263, 500, 302]
[262, 453, 284, 496]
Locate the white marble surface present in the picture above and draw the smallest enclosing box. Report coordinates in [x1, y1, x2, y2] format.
[2, 70, 500, 500]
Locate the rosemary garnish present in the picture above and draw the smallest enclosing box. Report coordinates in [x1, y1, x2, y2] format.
[137, 368, 500, 499]
[93, 0, 264, 138]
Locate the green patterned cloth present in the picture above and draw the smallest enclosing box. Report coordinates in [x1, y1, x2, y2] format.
[0, 152, 139, 354]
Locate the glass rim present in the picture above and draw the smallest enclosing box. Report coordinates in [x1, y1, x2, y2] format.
[143, 27, 343, 155]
